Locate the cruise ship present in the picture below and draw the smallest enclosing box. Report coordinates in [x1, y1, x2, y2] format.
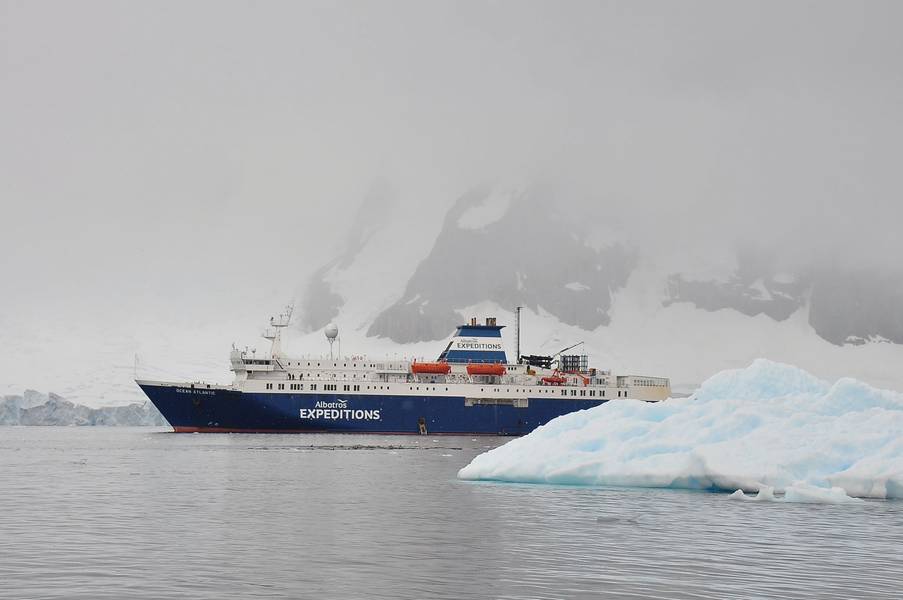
[137, 307, 670, 435]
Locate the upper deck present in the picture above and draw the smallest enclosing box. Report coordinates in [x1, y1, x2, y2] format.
[216, 309, 672, 402]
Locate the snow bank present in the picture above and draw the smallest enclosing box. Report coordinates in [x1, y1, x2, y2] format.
[458, 359, 903, 499]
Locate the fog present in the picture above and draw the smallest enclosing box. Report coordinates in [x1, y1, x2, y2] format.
[2, 0, 902, 328]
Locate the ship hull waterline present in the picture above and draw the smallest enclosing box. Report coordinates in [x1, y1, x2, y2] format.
[139, 383, 607, 436]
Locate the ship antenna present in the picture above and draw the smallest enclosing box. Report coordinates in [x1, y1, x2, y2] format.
[515, 306, 523, 364]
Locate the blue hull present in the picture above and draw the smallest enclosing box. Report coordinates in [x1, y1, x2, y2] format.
[139, 384, 606, 435]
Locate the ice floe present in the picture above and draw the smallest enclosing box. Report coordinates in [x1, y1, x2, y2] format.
[458, 359, 903, 499]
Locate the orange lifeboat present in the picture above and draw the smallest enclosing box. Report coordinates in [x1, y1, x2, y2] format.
[411, 361, 451, 374]
[541, 375, 567, 385]
[466, 363, 506, 376]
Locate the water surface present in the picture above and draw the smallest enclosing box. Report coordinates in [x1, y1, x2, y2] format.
[1, 428, 900, 599]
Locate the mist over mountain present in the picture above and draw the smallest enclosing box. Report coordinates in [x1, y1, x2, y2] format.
[367, 186, 635, 343]
[667, 251, 903, 346]
[304, 184, 903, 347]
[297, 182, 903, 390]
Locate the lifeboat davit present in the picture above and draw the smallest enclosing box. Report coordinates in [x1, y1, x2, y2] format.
[466, 363, 506, 376]
[542, 375, 567, 385]
[411, 361, 451, 375]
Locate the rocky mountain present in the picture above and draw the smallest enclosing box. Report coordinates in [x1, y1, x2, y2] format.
[665, 249, 903, 346]
[0, 391, 165, 426]
[296, 184, 903, 392]
[367, 185, 635, 343]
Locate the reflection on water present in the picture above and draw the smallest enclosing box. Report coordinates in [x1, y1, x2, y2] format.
[1, 428, 900, 600]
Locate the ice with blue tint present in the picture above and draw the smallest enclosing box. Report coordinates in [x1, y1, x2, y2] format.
[458, 359, 903, 500]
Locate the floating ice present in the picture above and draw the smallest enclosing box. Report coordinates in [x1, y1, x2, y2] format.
[729, 484, 864, 504]
[458, 360, 903, 499]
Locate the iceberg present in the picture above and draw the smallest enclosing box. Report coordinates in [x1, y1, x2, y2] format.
[458, 359, 903, 499]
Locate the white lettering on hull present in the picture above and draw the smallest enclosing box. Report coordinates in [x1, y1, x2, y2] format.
[300, 399, 381, 421]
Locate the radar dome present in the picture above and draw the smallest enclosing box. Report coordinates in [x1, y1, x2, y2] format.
[324, 323, 339, 340]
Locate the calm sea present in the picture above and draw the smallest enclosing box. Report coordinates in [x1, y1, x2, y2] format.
[1, 428, 900, 599]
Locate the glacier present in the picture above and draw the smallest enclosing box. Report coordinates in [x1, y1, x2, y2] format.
[457, 359, 903, 500]
[0, 391, 165, 426]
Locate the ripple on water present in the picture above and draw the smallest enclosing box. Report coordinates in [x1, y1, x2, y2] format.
[0, 428, 901, 600]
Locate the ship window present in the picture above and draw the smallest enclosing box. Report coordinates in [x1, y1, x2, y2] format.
[602, 390, 605, 397]
[311, 384, 317, 391]
[571, 390, 576, 396]
[300, 384, 304, 390]
[590, 390, 594, 397]
[561, 390, 566, 396]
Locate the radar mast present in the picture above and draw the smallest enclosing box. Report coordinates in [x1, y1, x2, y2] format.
[262, 305, 293, 358]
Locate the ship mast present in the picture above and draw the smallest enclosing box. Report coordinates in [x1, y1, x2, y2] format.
[262, 305, 293, 358]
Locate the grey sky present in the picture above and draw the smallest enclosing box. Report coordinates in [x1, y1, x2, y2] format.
[2, 1, 902, 325]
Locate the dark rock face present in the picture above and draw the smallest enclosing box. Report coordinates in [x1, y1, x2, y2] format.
[0, 392, 166, 426]
[665, 249, 808, 322]
[366, 186, 636, 343]
[808, 268, 903, 345]
[665, 250, 903, 346]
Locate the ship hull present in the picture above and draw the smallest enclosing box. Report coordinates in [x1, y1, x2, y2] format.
[139, 383, 606, 435]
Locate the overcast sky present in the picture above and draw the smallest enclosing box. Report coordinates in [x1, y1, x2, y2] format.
[2, 0, 902, 326]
